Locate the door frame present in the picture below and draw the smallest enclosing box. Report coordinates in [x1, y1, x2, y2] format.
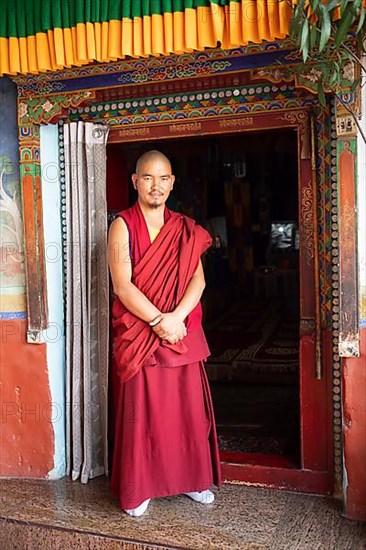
[107, 107, 334, 495]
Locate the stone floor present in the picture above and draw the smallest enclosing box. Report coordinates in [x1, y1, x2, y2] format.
[0, 477, 365, 550]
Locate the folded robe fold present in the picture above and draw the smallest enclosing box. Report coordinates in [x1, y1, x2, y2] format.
[111, 202, 212, 382]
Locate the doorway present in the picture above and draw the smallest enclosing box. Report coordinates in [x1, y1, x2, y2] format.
[106, 112, 332, 493]
[107, 129, 300, 461]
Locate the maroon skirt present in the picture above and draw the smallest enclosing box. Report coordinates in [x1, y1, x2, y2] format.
[110, 353, 222, 509]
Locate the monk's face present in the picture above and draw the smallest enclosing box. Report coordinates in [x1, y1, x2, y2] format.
[132, 157, 175, 209]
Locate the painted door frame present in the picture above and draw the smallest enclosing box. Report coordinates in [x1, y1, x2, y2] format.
[107, 108, 334, 494]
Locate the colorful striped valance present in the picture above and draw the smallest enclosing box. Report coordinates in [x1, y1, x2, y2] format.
[0, 0, 294, 76]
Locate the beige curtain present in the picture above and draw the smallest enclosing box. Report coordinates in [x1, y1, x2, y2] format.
[64, 121, 110, 483]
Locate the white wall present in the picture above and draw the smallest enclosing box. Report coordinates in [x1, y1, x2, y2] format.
[40, 124, 66, 478]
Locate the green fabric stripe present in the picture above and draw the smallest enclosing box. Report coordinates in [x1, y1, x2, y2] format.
[51, 0, 62, 29]
[25, 0, 36, 36]
[17, 0, 27, 36]
[0, 0, 8, 37]
[1, 0, 237, 38]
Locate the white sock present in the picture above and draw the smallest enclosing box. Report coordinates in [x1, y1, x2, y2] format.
[124, 499, 151, 517]
[184, 490, 215, 504]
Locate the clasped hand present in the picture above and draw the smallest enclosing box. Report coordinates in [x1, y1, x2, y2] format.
[152, 312, 187, 344]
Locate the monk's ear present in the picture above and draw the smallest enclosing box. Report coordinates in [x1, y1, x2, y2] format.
[170, 175, 175, 189]
[131, 173, 138, 189]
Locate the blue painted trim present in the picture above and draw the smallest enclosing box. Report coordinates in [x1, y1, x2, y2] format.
[0, 311, 27, 319]
[19, 49, 298, 96]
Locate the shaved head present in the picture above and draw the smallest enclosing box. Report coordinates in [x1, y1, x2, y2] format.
[136, 150, 172, 174]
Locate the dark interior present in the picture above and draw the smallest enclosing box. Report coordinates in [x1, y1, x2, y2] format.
[107, 129, 301, 465]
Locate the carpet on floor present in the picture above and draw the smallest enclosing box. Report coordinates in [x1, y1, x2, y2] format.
[205, 299, 299, 383]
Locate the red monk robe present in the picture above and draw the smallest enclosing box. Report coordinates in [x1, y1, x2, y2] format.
[110, 201, 222, 510]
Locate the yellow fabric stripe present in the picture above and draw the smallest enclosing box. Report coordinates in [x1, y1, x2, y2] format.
[36, 33, 52, 71]
[143, 16, 152, 57]
[185, 9, 197, 50]
[47, 31, 58, 71]
[241, 0, 259, 43]
[257, 0, 271, 41]
[279, 0, 293, 35]
[0, 3, 294, 76]
[109, 20, 122, 59]
[211, 5, 225, 44]
[197, 7, 216, 48]
[122, 18, 133, 57]
[94, 22, 102, 61]
[102, 22, 109, 62]
[163, 12, 173, 53]
[152, 14, 165, 55]
[9, 37, 20, 74]
[54, 28, 66, 67]
[63, 28, 74, 67]
[173, 12, 185, 53]
[133, 17, 143, 58]
[76, 23, 88, 62]
[267, 0, 281, 38]
[86, 22, 96, 61]
[19, 37, 29, 73]
[71, 27, 81, 66]
[0, 37, 10, 74]
[27, 35, 38, 73]
[229, 2, 241, 46]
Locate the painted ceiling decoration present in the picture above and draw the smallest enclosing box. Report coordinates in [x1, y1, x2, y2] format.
[0, 0, 294, 76]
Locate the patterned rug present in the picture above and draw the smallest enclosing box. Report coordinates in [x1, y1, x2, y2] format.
[205, 299, 299, 383]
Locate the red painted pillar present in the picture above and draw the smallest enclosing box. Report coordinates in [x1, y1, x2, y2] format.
[0, 319, 54, 478]
[342, 329, 366, 521]
[337, 131, 366, 521]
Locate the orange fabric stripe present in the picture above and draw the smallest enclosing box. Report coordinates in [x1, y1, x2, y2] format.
[47, 31, 58, 71]
[101, 22, 109, 62]
[94, 22, 102, 61]
[19, 37, 29, 73]
[152, 14, 165, 55]
[36, 33, 52, 71]
[76, 23, 88, 62]
[109, 20, 122, 59]
[173, 12, 185, 53]
[143, 16, 152, 57]
[9, 37, 20, 74]
[163, 12, 173, 53]
[185, 9, 197, 50]
[86, 22, 96, 61]
[26, 35, 38, 73]
[132, 17, 142, 58]
[54, 28, 66, 67]
[121, 18, 133, 57]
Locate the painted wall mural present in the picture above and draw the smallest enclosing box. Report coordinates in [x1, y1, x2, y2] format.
[0, 77, 26, 316]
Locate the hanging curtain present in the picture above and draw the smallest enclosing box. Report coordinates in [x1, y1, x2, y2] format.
[0, 0, 295, 76]
[64, 121, 110, 483]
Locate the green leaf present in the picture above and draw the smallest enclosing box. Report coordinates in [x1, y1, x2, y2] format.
[319, 4, 331, 52]
[340, 0, 351, 17]
[356, 7, 366, 34]
[326, 0, 341, 11]
[335, 8, 354, 48]
[300, 18, 310, 62]
[309, 23, 318, 51]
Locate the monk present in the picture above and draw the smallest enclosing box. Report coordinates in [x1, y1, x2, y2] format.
[108, 150, 221, 517]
